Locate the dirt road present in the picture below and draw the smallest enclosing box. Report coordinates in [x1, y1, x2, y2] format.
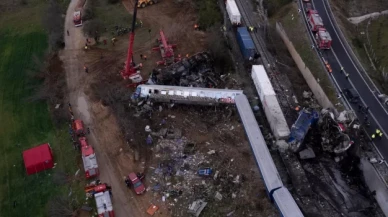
[60, 1, 149, 216]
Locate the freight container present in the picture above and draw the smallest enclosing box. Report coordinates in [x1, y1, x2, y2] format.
[236, 27, 255, 60]
[251, 65, 275, 101]
[250, 65, 290, 139]
[262, 95, 290, 139]
[226, 0, 241, 25]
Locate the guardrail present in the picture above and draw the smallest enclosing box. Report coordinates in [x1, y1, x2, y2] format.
[323, 0, 382, 94]
[297, 0, 388, 188]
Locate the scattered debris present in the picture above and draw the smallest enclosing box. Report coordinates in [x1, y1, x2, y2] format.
[150, 52, 221, 88]
[299, 147, 316, 159]
[146, 204, 159, 216]
[214, 191, 223, 201]
[188, 199, 207, 217]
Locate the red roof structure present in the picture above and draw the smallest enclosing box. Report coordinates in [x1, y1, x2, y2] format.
[23, 143, 54, 175]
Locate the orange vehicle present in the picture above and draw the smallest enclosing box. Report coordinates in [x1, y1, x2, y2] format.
[72, 119, 85, 136]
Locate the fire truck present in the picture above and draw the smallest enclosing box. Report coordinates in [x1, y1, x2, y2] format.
[315, 28, 332, 49]
[73, 11, 82, 27]
[79, 137, 99, 179]
[307, 10, 324, 32]
[85, 182, 114, 217]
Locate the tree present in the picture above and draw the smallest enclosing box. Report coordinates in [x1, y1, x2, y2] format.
[206, 26, 232, 72]
[108, 0, 120, 4]
[47, 196, 77, 217]
[42, 0, 64, 50]
[83, 19, 105, 41]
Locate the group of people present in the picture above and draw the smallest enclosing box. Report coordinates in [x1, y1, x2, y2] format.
[371, 128, 383, 140]
[248, 26, 257, 33]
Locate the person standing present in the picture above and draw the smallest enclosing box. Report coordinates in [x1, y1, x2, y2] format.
[67, 30, 69, 36]
[84, 65, 89, 73]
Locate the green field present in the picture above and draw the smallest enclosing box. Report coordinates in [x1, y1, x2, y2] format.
[0, 1, 83, 216]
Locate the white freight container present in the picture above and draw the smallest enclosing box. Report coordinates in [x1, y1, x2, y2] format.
[251, 65, 276, 101]
[262, 95, 290, 139]
[226, 0, 241, 25]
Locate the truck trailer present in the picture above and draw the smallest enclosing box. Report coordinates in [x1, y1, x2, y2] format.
[251, 65, 290, 139]
[226, 0, 241, 25]
[236, 27, 255, 60]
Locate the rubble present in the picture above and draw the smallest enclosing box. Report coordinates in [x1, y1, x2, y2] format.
[214, 191, 223, 201]
[299, 147, 316, 159]
[318, 108, 359, 154]
[188, 200, 207, 217]
[150, 52, 221, 88]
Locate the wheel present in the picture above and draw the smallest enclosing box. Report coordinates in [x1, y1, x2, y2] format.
[149, 0, 154, 5]
[141, 3, 146, 7]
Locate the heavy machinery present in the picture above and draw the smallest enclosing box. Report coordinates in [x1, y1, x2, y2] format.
[315, 28, 332, 49]
[73, 11, 82, 27]
[138, 0, 159, 8]
[152, 30, 180, 66]
[121, 0, 143, 83]
[307, 10, 324, 32]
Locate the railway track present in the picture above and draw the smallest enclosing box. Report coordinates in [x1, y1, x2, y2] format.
[235, 0, 298, 122]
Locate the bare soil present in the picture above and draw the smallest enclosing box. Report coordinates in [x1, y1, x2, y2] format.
[68, 0, 278, 216]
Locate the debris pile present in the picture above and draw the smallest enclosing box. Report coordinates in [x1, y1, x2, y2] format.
[318, 108, 359, 155]
[147, 137, 245, 216]
[150, 52, 221, 88]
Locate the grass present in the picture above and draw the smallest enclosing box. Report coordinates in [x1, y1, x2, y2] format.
[328, 0, 388, 93]
[94, 0, 132, 32]
[270, 3, 341, 109]
[0, 1, 84, 216]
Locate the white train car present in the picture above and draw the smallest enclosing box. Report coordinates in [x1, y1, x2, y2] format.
[251, 65, 290, 139]
[226, 0, 241, 25]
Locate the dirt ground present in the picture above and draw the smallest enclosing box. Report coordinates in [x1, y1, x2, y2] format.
[60, 0, 276, 216]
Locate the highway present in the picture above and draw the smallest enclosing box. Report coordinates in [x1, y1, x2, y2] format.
[303, 0, 388, 160]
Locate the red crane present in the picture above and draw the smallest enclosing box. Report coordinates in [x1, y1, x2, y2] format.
[121, 0, 143, 83]
[152, 30, 181, 66]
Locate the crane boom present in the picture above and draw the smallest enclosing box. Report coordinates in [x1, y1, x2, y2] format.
[121, 0, 142, 81]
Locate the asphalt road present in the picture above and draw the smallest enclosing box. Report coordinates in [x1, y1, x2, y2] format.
[308, 0, 388, 159]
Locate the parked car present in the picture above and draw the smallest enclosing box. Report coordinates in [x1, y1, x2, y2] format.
[305, 3, 313, 12]
[343, 88, 360, 103]
[303, 0, 310, 2]
[128, 172, 146, 195]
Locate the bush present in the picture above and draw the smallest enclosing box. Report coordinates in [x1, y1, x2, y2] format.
[83, 19, 105, 39]
[352, 37, 363, 48]
[206, 26, 233, 72]
[42, 0, 64, 51]
[264, 0, 292, 17]
[82, 8, 94, 21]
[108, 0, 120, 3]
[196, 0, 222, 30]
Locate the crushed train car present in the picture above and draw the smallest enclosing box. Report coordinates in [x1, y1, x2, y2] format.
[149, 52, 221, 88]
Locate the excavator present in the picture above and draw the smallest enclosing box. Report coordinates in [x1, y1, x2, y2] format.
[138, 0, 159, 8]
[121, 0, 144, 84]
